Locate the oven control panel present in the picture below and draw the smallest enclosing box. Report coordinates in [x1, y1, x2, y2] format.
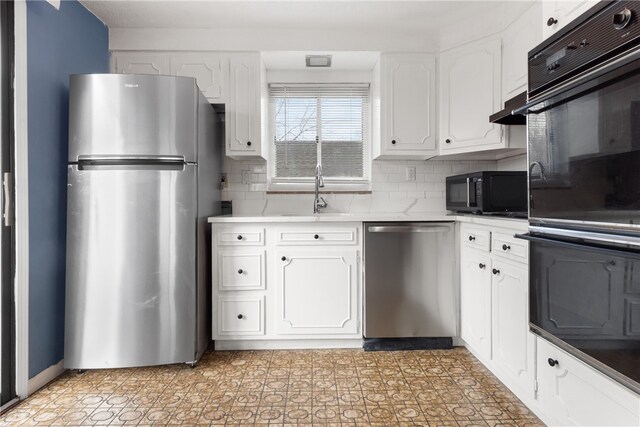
[529, 1, 640, 97]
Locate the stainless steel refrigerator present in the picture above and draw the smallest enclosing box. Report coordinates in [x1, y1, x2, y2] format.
[64, 74, 222, 369]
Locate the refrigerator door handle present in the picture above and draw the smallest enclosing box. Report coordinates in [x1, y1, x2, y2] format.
[76, 156, 186, 171]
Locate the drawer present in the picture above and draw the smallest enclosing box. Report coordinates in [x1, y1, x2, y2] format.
[492, 232, 527, 262]
[461, 226, 491, 252]
[276, 227, 358, 245]
[218, 295, 264, 336]
[218, 251, 265, 291]
[217, 228, 264, 246]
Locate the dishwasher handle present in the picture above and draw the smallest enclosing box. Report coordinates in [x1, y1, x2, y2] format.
[367, 225, 451, 233]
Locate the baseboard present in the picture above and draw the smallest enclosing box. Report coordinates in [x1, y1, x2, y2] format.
[214, 339, 363, 351]
[27, 360, 65, 395]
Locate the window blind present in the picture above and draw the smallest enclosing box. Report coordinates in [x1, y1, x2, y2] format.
[270, 84, 369, 180]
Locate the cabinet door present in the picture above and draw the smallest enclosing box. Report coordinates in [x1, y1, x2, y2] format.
[460, 247, 492, 360]
[113, 53, 169, 75]
[542, 0, 598, 40]
[227, 54, 262, 157]
[439, 38, 502, 154]
[380, 54, 437, 157]
[503, 2, 542, 100]
[537, 338, 640, 426]
[491, 260, 535, 398]
[170, 53, 229, 103]
[276, 249, 359, 336]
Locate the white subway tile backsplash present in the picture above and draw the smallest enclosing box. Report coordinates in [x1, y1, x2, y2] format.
[221, 157, 500, 215]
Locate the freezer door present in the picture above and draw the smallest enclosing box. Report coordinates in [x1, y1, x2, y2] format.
[68, 74, 197, 162]
[64, 162, 197, 369]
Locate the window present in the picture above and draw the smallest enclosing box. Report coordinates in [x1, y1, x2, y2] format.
[269, 83, 369, 190]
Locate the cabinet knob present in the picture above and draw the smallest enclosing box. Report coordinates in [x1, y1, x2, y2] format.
[445, 139, 451, 144]
[613, 8, 632, 30]
[237, 269, 244, 274]
[548, 358, 559, 367]
[502, 244, 511, 251]
[314, 234, 319, 240]
[391, 140, 397, 145]
[247, 141, 252, 146]
[492, 268, 500, 275]
[468, 236, 476, 241]
[237, 314, 244, 319]
[237, 235, 243, 240]
[547, 17, 558, 26]
[478, 263, 486, 269]
[281, 256, 286, 261]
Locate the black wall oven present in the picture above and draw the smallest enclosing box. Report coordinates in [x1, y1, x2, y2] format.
[519, 0, 640, 394]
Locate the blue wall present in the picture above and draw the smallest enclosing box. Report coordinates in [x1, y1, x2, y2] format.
[27, 0, 108, 378]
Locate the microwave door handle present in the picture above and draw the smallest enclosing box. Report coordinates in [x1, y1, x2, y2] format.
[466, 178, 471, 207]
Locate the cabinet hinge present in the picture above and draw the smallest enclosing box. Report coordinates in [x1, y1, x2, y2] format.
[534, 379, 539, 397]
[501, 127, 505, 141]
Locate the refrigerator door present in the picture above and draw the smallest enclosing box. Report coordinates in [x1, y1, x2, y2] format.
[68, 74, 197, 162]
[64, 161, 197, 369]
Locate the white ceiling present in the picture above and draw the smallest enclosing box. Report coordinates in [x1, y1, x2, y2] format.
[82, 1, 530, 36]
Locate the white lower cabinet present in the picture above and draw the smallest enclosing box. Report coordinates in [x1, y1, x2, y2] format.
[460, 248, 492, 360]
[276, 249, 359, 335]
[211, 222, 362, 345]
[491, 258, 535, 400]
[537, 338, 640, 426]
[460, 221, 535, 401]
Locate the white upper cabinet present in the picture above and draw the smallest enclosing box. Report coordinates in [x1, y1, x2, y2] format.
[226, 53, 266, 160]
[439, 38, 503, 156]
[170, 53, 229, 103]
[112, 52, 169, 75]
[502, 2, 542, 100]
[374, 53, 437, 159]
[542, 0, 599, 40]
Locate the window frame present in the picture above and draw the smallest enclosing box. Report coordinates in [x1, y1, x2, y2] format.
[267, 82, 371, 192]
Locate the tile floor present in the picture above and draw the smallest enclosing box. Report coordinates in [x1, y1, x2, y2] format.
[0, 347, 544, 426]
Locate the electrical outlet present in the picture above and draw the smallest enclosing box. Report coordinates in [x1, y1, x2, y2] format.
[406, 166, 416, 181]
[242, 170, 252, 185]
[220, 173, 229, 189]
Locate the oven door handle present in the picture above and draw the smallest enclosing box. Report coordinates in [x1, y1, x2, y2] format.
[515, 46, 640, 115]
[515, 232, 640, 256]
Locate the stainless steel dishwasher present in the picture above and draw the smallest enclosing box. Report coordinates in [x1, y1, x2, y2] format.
[364, 222, 456, 349]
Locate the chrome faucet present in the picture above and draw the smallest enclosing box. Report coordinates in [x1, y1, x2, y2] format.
[314, 164, 327, 214]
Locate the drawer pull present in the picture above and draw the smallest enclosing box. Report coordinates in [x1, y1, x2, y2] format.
[492, 268, 500, 275]
[237, 269, 244, 274]
[478, 263, 486, 269]
[548, 358, 559, 367]
[237, 314, 244, 319]
[281, 256, 286, 261]
[468, 236, 476, 241]
[502, 244, 511, 251]
[547, 16, 558, 26]
[237, 235, 243, 240]
[314, 234, 319, 240]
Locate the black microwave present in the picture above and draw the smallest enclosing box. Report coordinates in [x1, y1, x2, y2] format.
[446, 171, 527, 214]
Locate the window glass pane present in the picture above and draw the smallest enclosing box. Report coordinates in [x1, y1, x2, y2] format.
[270, 84, 368, 181]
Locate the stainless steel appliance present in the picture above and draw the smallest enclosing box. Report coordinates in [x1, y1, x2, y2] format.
[64, 74, 222, 369]
[517, 0, 640, 394]
[363, 222, 456, 346]
[445, 171, 527, 214]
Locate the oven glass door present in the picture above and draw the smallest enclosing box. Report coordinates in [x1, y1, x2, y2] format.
[528, 232, 640, 391]
[528, 56, 640, 227]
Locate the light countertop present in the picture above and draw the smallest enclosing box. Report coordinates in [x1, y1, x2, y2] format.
[208, 212, 529, 228]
